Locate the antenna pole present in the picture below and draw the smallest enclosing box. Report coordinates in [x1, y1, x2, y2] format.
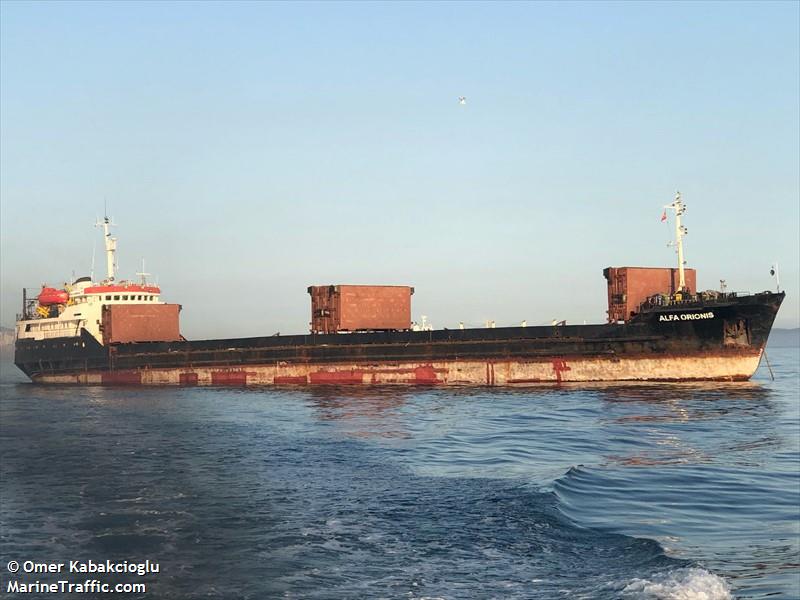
[774, 262, 781, 292]
[95, 215, 117, 282]
[665, 191, 688, 290]
[90, 238, 96, 282]
[675, 192, 685, 290]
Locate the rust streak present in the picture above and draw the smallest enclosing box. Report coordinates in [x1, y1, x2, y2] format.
[551, 359, 571, 383]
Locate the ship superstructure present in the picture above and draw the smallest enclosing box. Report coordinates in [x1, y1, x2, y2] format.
[15, 216, 164, 346]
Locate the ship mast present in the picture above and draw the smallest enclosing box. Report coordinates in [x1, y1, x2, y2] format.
[665, 191, 688, 291]
[95, 216, 117, 282]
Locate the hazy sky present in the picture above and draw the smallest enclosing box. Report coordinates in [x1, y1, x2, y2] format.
[2, 1, 798, 337]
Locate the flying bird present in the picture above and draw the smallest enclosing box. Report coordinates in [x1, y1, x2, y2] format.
[458, 96, 466, 105]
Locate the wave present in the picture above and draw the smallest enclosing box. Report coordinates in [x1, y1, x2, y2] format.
[622, 567, 731, 600]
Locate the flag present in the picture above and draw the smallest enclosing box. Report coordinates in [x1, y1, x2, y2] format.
[660, 210, 667, 222]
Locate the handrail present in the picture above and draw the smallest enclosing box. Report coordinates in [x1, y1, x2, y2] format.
[636, 290, 769, 315]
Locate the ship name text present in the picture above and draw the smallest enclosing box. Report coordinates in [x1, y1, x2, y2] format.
[658, 311, 715, 322]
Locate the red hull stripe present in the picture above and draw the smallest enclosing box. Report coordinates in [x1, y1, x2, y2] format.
[309, 370, 365, 384]
[413, 365, 442, 384]
[274, 375, 309, 384]
[101, 371, 142, 385]
[84, 285, 161, 294]
[179, 373, 199, 386]
[211, 371, 248, 385]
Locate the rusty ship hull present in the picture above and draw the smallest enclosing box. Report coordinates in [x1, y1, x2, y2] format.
[15, 292, 784, 386]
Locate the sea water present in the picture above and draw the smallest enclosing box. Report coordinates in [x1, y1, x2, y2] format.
[1, 347, 797, 599]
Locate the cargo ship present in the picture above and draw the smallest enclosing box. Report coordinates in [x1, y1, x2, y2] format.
[14, 195, 784, 386]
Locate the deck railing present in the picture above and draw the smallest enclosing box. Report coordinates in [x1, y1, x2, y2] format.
[636, 290, 764, 315]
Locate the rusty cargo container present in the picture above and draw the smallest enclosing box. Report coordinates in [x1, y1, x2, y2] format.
[604, 267, 697, 322]
[308, 285, 413, 333]
[102, 304, 182, 344]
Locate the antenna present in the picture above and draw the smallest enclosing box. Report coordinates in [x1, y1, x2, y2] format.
[664, 191, 688, 290]
[136, 258, 151, 285]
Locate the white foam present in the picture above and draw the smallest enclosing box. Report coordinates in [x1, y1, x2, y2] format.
[623, 567, 732, 600]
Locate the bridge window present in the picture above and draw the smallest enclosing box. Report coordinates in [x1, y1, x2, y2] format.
[106, 295, 111, 300]
[122, 295, 128, 300]
[114, 295, 120, 300]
